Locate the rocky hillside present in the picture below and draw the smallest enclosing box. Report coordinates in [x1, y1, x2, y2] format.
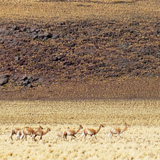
[0, 19, 159, 93]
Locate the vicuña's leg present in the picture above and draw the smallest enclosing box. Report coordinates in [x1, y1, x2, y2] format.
[40, 135, 42, 140]
[16, 133, 20, 140]
[32, 135, 36, 141]
[63, 135, 67, 141]
[56, 132, 62, 142]
[80, 132, 86, 140]
[108, 132, 112, 138]
[20, 133, 24, 140]
[9, 134, 13, 140]
[9, 130, 14, 140]
[56, 136, 60, 142]
[24, 134, 28, 140]
[16, 130, 22, 140]
[118, 134, 121, 139]
[71, 135, 76, 141]
[90, 135, 94, 141]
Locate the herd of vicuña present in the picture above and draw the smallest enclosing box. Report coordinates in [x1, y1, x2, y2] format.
[9, 122, 130, 141]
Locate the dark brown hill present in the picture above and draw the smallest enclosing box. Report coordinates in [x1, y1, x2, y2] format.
[0, 19, 159, 99]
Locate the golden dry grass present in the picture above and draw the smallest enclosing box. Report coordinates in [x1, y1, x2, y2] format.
[0, 0, 160, 22]
[0, 100, 160, 159]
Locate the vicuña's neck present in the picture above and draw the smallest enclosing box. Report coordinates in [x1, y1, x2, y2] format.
[76, 126, 81, 134]
[122, 125, 128, 133]
[96, 126, 102, 134]
[44, 129, 49, 135]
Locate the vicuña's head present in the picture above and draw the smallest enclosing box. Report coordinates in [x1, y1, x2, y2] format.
[100, 124, 105, 128]
[47, 128, 51, 131]
[79, 125, 83, 129]
[124, 122, 130, 127]
[39, 126, 43, 130]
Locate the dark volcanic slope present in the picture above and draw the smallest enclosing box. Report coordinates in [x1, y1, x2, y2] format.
[0, 19, 160, 89]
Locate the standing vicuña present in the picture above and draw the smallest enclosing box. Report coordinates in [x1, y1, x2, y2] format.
[34, 128, 51, 140]
[9, 126, 31, 140]
[17, 126, 43, 141]
[108, 122, 130, 138]
[56, 131, 64, 141]
[9, 127, 21, 140]
[63, 125, 83, 140]
[81, 124, 104, 139]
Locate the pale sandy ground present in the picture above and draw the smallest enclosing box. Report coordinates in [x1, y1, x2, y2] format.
[0, 100, 160, 159]
[0, 124, 160, 160]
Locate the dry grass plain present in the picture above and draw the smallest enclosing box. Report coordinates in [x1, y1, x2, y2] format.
[0, 100, 160, 159]
[0, 0, 160, 22]
[0, 0, 160, 159]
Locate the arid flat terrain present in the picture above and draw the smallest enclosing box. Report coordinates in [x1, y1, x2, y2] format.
[0, 100, 160, 159]
[0, 0, 160, 159]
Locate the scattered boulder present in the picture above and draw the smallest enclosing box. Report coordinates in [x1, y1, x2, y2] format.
[0, 19, 159, 88]
[156, 52, 160, 56]
[32, 32, 53, 41]
[0, 75, 9, 86]
[52, 34, 59, 39]
[20, 75, 35, 87]
[32, 35, 38, 40]
[52, 54, 66, 61]
[59, 22, 66, 25]
[154, 29, 160, 36]
[43, 32, 52, 38]
[11, 25, 19, 31]
[15, 56, 20, 61]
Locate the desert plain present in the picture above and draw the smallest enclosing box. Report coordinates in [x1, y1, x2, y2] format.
[0, 100, 160, 160]
[0, 0, 160, 159]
